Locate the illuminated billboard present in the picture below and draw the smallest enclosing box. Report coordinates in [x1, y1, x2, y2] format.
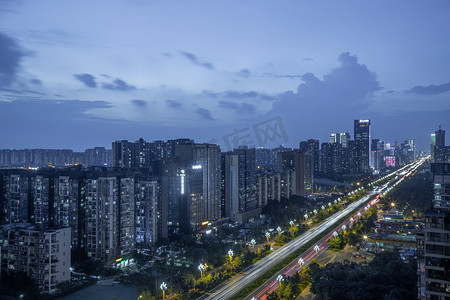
[384, 156, 396, 167]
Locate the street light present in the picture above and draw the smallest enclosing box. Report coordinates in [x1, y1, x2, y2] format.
[314, 245, 320, 257]
[160, 282, 167, 300]
[342, 224, 347, 231]
[228, 249, 234, 257]
[357, 212, 362, 217]
[298, 257, 305, 270]
[313, 209, 317, 214]
[321, 205, 325, 210]
[289, 220, 294, 227]
[277, 226, 282, 235]
[333, 231, 338, 238]
[304, 214, 308, 219]
[265, 231, 271, 243]
[250, 239, 256, 249]
[277, 274, 284, 283]
[198, 263, 205, 278]
[350, 217, 354, 222]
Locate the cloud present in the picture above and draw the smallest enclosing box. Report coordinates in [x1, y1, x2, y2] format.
[203, 89, 277, 101]
[131, 99, 147, 107]
[0, 32, 26, 87]
[236, 68, 302, 79]
[73, 73, 97, 88]
[264, 73, 303, 79]
[30, 78, 42, 85]
[218, 101, 256, 114]
[102, 78, 136, 91]
[238, 69, 251, 77]
[195, 108, 214, 120]
[290, 52, 380, 104]
[165, 99, 182, 108]
[406, 82, 450, 95]
[268, 52, 380, 138]
[180, 51, 214, 70]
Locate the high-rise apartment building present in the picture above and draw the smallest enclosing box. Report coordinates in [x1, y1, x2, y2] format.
[299, 139, 320, 175]
[257, 170, 295, 206]
[431, 127, 450, 164]
[0, 224, 71, 294]
[224, 146, 259, 223]
[278, 150, 313, 197]
[135, 180, 159, 244]
[3, 174, 29, 223]
[417, 163, 450, 300]
[54, 175, 82, 247]
[0, 148, 112, 168]
[0, 168, 164, 265]
[255, 148, 274, 170]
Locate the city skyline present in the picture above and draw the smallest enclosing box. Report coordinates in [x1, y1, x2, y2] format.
[1, 1, 450, 151]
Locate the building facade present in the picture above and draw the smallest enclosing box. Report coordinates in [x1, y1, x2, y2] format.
[0, 224, 71, 294]
[354, 119, 371, 174]
[418, 163, 450, 300]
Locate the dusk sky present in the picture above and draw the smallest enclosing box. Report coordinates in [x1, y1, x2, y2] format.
[1, 1, 449, 151]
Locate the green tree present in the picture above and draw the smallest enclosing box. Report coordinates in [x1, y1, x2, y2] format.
[139, 290, 156, 300]
[327, 237, 342, 249]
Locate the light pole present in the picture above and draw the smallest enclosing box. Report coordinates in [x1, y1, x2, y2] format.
[350, 217, 354, 223]
[342, 224, 347, 232]
[198, 263, 205, 278]
[277, 274, 284, 284]
[228, 249, 234, 259]
[304, 213, 308, 219]
[333, 231, 338, 238]
[250, 239, 256, 249]
[289, 220, 294, 227]
[160, 282, 167, 300]
[265, 231, 270, 243]
[277, 226, 282, 235]
[298, 257, 304, 271]
[314, 245, 320, 257]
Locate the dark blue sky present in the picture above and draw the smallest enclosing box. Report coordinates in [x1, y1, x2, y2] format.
[1, 1, 449, 151]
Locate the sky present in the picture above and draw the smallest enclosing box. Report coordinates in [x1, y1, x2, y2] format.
[1, 0, 450, 151]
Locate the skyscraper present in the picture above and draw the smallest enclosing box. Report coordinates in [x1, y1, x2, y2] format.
[354, 119, 371, 173]
[163, 141, 221, 232]
[299, 139, 320, 175]
[278, 150, 313, 197]
[431, 126, 449, 163]
[224, 146, 259, 223]
[418, 163, 450, 299]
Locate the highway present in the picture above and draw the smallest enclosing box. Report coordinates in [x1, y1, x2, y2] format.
[199, 158, 427, 300]
[246, 157, 427, 300]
